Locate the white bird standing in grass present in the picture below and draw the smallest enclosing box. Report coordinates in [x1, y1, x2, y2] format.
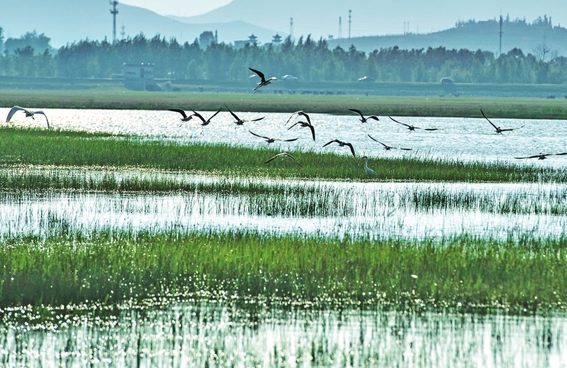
[362, 156, 378, 176]
[6, 106, 50, 129]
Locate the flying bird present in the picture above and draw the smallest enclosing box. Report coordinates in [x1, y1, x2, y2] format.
[481, 109, 524, 134]
[285, 110, 312, 126]
[389, 116, 440, 131]
[6, 106, 50, 129]
[264, 152, 302, 166]
[168, 109, 194, 122]
[367, 134, 412, 150]
[514, 152, 567, 160]
[225, 105, 264, 125]
[349, 108, 380, 123]
[249, 67, 277, 91]
[190, 108, 223, 126]
[249, 130, 299, 144]
[323, 139, 356, 157]
[288, 120, 315, 141]
[362, 156, 378, 176]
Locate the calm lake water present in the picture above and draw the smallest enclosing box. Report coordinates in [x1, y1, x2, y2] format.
[3, 107, 567, 167]
[2, 108, 567, 367]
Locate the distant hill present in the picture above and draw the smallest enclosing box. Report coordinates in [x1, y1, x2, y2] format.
[328, 17, 567, 57]
[1, 0, 279, 48]
[171, 0, 567, 44]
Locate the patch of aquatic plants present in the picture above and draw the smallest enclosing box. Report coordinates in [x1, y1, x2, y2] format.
[0, 126, 566, 182]
[1, 229, 566, 313]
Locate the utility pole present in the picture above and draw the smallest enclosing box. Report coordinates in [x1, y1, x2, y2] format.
[110, 1, 119, 44]
[348, 9, 351, 39]
[499, 14, 503, 56]
[290, 18, 294, 40]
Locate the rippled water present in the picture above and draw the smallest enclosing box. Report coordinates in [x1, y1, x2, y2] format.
[2, 303, 566, 368]
[2, 107, 567, 366]
[1, 180, 566, 240]
[3, 107, 567, 167]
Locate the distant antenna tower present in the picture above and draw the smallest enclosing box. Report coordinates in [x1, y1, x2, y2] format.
[110, 1, 119, 44]
[338, 17, 342, 39]
[499, 14, 503, 56]
[348, 10, 352, 38]
[290, 18, 294, 39]
[120, 25, 125, 40]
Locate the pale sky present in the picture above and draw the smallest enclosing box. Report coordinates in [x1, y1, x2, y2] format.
[119, 0, 232, 17]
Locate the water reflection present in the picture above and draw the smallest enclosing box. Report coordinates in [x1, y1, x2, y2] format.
[1, 303, 565, 367]
[0, 180, 566, 240]
[2, 108, 567, 167]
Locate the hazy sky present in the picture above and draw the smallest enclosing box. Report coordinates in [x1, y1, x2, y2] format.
[119, 0, 232, 17]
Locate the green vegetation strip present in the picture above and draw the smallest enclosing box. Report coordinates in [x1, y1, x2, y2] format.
[2, 89, 567, 119]
[1, 231, 565, 312]
[0, 127, 564, 183]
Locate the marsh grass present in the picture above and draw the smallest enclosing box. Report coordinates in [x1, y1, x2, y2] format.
[1, 230, 566, 312]
[2, 89, 567, 119]
[0, 127, 565, 183]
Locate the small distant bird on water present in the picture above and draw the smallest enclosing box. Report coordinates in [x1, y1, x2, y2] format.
[323, 139, 356, 157]
[367, 134, 412, 150]
[249, 67, 277, 91]
[481, 109, 524, 134]
[6, 106, 50, 129]
[249, 130, 299, 144]
[225, 105, 264, 125]
[168, 109, 194, 122]
[362, 156, 378, 176]
[190, 108, 223, 126]
[349, 108, 380, 123]
[264, 152, 302, 166]
[515, 152, 567, 160]
[389, 116, 440, 131]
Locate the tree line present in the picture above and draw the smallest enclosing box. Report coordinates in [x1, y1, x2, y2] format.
[1, 27, 567, 84]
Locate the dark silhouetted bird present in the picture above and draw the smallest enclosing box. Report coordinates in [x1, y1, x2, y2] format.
[323, 139, 356, 157]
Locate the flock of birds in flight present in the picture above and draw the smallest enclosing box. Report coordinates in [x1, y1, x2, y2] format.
[4, 67, 566, 174]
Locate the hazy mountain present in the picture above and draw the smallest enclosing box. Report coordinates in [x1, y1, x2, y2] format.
[1, 0, 279, 48]
[329, 17, 567, 57]
[168, 0, 566, 41]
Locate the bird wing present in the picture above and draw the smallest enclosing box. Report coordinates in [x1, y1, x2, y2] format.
[348, 108, 364, 118]
[323, 140, 338, 147]
[249, 67, 266, 82]
[168, 109, 188, 119]
[34, 111, 50, 129]
[265, 152, 302, 166]
[285, 110, 303, 125]
[345, 142, 356, 157]
[480, 109, 499, 130]
[287, 122, 300, 130]
[224, 105, 240, 121]
[207, 108, 223, 122]
[250, 117, 265, 122]
[502, 125, 524, 131]
[368, 115, 380, 121]
[554, 152, 567, 156]
[297, 111, 311, 125]
[282, 137, 299, 142]
[367, 134, 387, 147]
[514, 154, 544, 159]
[422, 128, 440, 131]
[308, 124, 315, 141]
[249, 130, 269, 140]
[389, 116, 410, 127]
[6, 106, 27, 122]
